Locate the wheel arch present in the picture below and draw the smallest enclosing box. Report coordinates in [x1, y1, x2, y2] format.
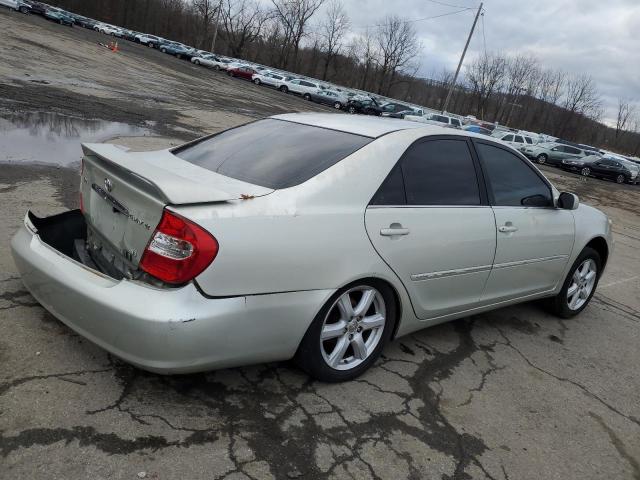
[585, 236, 609, 270]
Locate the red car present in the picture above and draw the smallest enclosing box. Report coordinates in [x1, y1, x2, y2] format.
[228, 66, 257, 80]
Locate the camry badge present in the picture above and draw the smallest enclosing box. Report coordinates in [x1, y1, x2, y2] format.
[104, 177, 113, 192]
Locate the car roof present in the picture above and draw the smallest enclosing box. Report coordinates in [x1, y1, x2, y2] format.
[271, 113, 441, 138]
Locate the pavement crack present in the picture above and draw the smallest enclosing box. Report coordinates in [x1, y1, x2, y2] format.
[588, 411, 640, 480]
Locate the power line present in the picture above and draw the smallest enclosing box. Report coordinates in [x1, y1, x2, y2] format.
[353, 8, 474, 29]
[425, 0, 478, 9]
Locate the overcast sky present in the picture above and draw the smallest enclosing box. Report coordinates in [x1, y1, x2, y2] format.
[312, 0, 639, 123]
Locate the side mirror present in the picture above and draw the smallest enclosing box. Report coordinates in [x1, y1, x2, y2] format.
[558, 192, 579, 210]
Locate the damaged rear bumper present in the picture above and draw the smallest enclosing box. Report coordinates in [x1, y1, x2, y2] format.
[10, 210, 331, 374]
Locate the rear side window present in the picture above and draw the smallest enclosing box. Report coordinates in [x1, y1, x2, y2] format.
[174, 119, 372, 189]
[451, 119, 461, 127]
[525, 137, 533, 144]
[502, 134, 514, 142]
[475, 143, 552, 207]
[396, 139, 480, 206]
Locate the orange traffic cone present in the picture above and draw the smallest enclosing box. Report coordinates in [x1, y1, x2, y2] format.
[110, 41, 119, 52]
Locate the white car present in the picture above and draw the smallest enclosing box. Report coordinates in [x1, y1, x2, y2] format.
[136, 34, 161, 47]
[191, 54, 227, 70]
[492, 131, 537, 152]
[279, 78, 323, 99]
[0, 0, 29, 12]
[404, 112, 462, 128]
[252, 71, 287, 87]
[95, 24, 120, 35]
[11, 114, 612, 382]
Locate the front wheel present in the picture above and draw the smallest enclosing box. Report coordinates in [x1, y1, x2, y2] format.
[160, 48, 166, 53]
[333, 102, 342, 109]
[616, 174, 625, 184]
[254, 78, 261, 85]
[194, 59, 200, 65]
[348, 106, 357, 114]
[581, 167, 591, 176]
[279, 85, 288, 93]
[547, 247, 601, 318]
[20, 6, 28, 13]
[536, 154, 548, 164]
[295, 281, 395, 382]
[303, 93, 311, 101]
[215, 65, 221, 71]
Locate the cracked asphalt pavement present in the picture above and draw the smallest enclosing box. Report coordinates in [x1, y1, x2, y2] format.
[1, 9, 640, 480]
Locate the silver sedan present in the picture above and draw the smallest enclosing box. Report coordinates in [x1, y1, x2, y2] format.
[11, 114, 613, 381]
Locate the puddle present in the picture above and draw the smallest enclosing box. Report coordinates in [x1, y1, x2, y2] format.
[0, 111, 150, 167]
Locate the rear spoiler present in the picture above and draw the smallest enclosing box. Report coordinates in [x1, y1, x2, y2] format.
[81, 143, 273, 205]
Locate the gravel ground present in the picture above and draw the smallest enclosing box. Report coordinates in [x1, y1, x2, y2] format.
[1, 10, 640, 480]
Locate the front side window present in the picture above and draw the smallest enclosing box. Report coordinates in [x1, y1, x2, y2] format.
[525, 137, 533, 144]
[399, 139, 480, 206]
[451, 119, 461, 127]
[174, 119, 372, 189]
[514, 136, 524, 143]
[502, 134, 514, 142]
[475, 143, 552, 207]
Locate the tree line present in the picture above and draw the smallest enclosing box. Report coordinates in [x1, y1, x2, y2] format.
[47, 0, 639, 156]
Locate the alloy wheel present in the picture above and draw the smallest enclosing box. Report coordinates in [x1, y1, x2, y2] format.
[581, 167, 591, 176]
[334, 102, 342, 109]
[254, 78, 260, 84]
[349, 106, 356, 114]
[537, 154, 547, 164]
[320, 287, 386, 371]
[616, 174, 625, 184]
[567, 259, 597, 310]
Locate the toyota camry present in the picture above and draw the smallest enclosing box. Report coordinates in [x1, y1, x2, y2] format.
[11, 113, 613, 382]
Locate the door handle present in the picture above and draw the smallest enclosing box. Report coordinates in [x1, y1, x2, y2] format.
[380, 224, 410, 236]
[498, 225, 518, 233]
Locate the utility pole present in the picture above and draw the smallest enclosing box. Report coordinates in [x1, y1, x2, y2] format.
[441, 2, 483, 113]
[210, 0, 223, 53]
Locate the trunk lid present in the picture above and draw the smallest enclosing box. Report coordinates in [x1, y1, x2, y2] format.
[80, 143, 272, 271]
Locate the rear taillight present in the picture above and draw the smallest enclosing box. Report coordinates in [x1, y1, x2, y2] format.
[139, 209, 218, 284]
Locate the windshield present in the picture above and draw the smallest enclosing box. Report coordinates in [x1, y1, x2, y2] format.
[174, 119, 372, 189]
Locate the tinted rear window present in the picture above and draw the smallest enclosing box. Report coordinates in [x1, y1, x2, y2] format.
[174, 119, 372, 189]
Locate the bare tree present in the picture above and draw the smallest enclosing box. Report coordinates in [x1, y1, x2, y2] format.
[615, 98, 635, 141]
[319, 0, 349, 80]
[193, 0, 217, 49]
[220, 0, 270, 58]
[271, 0, 325, 70]
[465, 53, 507, 119]
[375, 15, 420, 95]
[558, 74, 602, 137]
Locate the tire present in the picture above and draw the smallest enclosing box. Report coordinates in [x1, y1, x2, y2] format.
[194, 59, 200, 65]
[303, 93, 311, 101]
[20, 6, 28, 13]
[229, 71, 234, 77]
[616, 174, 625, 184]
[279, 85, 288, 93]
[333, 102, 342, 109]
[295, 280, 396, 382]
[148, 43, 154, 48]
[215, 65, 221, 71]
[348, 106, 357, 114]
[160, 48, 166, 53]
[176, 54, 182, 59]
[547, 247, 601, 318]
[536, 154, 548, 164]
[581, 167, 591, 176]
[254, 78, 261, 85]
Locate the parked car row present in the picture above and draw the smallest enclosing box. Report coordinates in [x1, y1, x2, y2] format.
[16, 3, 638, 188]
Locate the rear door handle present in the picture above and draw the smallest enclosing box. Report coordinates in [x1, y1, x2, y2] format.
[498, 225, 518, 233]
[380, 224, 410, 236]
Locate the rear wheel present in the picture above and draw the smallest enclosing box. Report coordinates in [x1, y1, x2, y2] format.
[616, 174, 625, 184]
[547, 247, 601, 318]
[20, 6, 28, 13]
[279, 85, 288, 93]
[194, 59, 200, 65]
[333, 102, 342, 109]
[303, 93, 311, 101]
[536, 154, 548, 164]
[295, 281, 395, 382]
[254, 78, 261, 85]
[160, 48, 166, 53]
[581, 167, 591, 176]
[348, 106, 357, 114]
[215, 65, 221, 71]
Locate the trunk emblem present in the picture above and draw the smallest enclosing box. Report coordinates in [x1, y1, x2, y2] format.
[104, 178, 114, 192]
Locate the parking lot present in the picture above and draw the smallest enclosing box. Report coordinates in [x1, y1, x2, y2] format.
[1, 11, 640, 480]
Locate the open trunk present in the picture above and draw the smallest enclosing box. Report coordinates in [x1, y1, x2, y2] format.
[78, 143, 273, 280]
